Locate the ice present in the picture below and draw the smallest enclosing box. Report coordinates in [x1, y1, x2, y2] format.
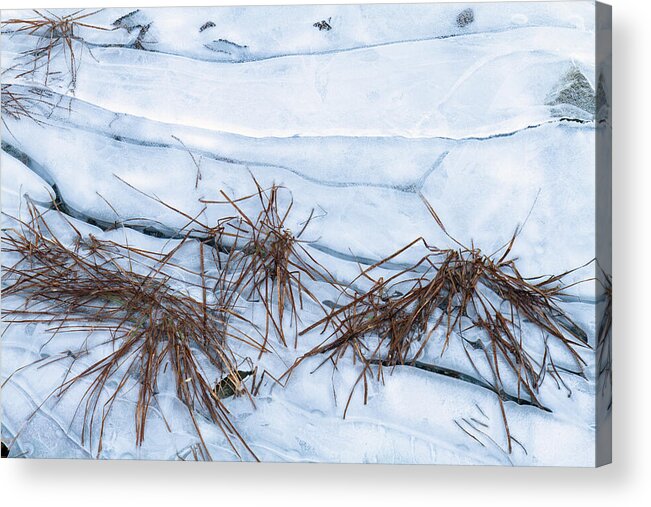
[1, 3, 595, 62]
[1, 151, 54, 217]
[1, 3, 601, 465]
[2, 90, 595, 284]
[2, 25, 594, 137]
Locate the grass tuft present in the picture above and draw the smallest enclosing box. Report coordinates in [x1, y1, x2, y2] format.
[295, 198, 590, 451]
[206, 177, 335, 352]
[1, 83, 54, 129]
[2, 9, 110, 89]
[1, 203, 260, 460]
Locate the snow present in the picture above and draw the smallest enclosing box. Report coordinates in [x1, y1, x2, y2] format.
[1, 3, 603, 465]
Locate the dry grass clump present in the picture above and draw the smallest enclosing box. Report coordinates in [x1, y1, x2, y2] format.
[1, 204, 260, 460]
[2, 84, 41, 121]
[206, 178, 334, 351]
[296, 200, 589, 451]
[113, 174, 335, 351]
[1, 83, 54, 129]
[2, 9, 110, 89]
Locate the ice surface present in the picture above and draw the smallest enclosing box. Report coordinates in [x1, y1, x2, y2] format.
[1, 4, 596, 63]
[1, 151, 54, 217]
[1, 89, 595, 285]
[1, 3, 599, 465]
[2, 25, 594, 138]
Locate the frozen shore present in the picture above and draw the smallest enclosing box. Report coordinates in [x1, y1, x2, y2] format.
[1, 4, 603, 465]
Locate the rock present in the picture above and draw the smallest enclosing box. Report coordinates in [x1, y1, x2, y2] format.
[214, 370, 254, 399]
[546, 67, 595, 116]
[199, 21, 216, 33]
[456, 8, 474, 28]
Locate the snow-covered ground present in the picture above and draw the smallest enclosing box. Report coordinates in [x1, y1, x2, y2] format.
[1, 3, 608, 465]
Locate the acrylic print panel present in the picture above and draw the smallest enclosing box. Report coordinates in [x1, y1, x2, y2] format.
[0, 2, 611, 465]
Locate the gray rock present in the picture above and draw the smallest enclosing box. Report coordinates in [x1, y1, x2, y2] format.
[456, 8, 474, 28]
[546, 67, 595, 116]
[199, 21, 216, 33]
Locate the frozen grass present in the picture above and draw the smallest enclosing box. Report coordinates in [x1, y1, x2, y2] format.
[1, 83, 53, 129]
[205, 178, 336, 351]
[1, 203, 261, 460]
[0, 4, 600, 464]
[0, 181, 594, 460]
[2, 9, 110, 89]
[0, 177, 592, 458]
[296, 198, 590, 451]
[116, 175, 337, 352]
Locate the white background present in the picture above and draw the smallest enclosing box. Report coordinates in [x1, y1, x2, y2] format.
[0, 0, 648, 504]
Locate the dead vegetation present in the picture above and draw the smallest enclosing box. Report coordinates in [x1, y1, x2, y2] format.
[2, 9, 110, 90]
[2, 84, 44, 123]
[204, 178, 336, 352]
[0, 8, 597, 463]
[293, 197, 590, 452]
[116, 174, 336, 352]
[0, 172, 593, 458]
[1, 203, 261, 460]
[1, 83, 59, 132]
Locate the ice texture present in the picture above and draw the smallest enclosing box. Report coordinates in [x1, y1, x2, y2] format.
[1, 3, 599, 465]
